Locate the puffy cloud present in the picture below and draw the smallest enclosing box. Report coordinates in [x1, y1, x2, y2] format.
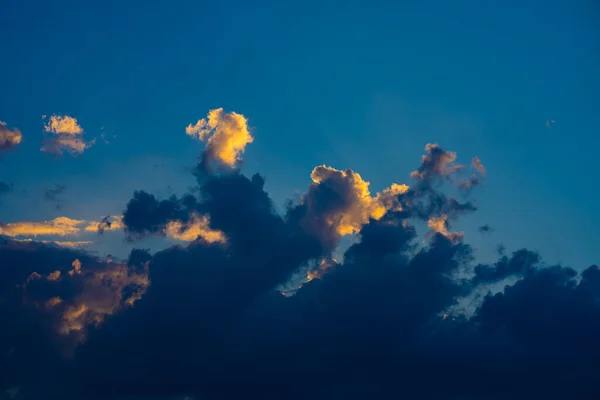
[0, 121, 22, 156]
[186, 108, 253, 169]
[410, 143, 464, 181]
[42, 115, 93, 155]
[0, 181, 13, 196]
[0, 217, 85, 237]
[294, 165, 409, 249]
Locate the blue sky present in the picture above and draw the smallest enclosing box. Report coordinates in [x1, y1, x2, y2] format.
[1, 0, 598, 267]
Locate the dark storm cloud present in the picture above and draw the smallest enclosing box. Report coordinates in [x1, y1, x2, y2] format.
[478, 223, 494, 235]
[1, 141, 599, 400]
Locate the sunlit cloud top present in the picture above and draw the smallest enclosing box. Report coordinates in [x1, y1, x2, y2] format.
[186, 108, 253, 168]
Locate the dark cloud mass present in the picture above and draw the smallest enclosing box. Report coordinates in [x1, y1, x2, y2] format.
[1, 143, 599, 399]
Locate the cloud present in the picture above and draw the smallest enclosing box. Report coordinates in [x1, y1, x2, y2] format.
[84, 215, 124, 234]
[0, 242, 150, 356]
[478, 224, 493, 235]
[0, 181, 13, 197]
[42, 115, 94, 155]
[186, 108, 253, 169]
[0, 217, 85, 237]
[12, 238, 92, 248]
[0, 121, 22, 156]
[0, 216, 125, 240]
[292, 165, 409, 249]
[472, 156, 486, 177]
[427, 214, 464, 242]
[2, 125, 599, 399]
[43, 183, 67, 209]
[545, 119, 556, 128]
[410, 143, 464, 182]
[458, 173, 482, 192]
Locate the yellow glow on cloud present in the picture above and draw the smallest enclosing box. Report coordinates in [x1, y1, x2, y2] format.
[0, 217, 85, 237]
[0, 121, 22, 153]
[186, 108, 253, 167]
[427, 215, 463, 242]
[308, 165, 409, 238]
[165, 213, 227, 244]
[42, 115, 93, 155]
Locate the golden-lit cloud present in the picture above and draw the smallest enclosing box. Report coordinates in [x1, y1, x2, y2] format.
[301, 165, 409, 247]
[427, 215, 463, 242]
[23, 258, 150, 342]
[84, 216, 124, 234]
[42, 115, 94, 155]
[0, 121, 22, 155]
[307, 257, 340, 281]
[165, 213, 227, 244]
[0, 217, 85, 237]
[0, 216, 125, 242]
[186, 108, 253, 167]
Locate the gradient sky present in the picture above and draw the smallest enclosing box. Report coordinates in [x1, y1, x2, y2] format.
[1, 0, 599, 268]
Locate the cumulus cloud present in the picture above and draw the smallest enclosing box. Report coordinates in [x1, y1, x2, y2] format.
[186, 108, 253, 169]
[164, 213, 227, 243]
[42, 115, 94, 155]
[0, 216, 125, 240]
[0, 121, 22, 156]
[410, 143, 464, 182]
[294, 165, 409, 249]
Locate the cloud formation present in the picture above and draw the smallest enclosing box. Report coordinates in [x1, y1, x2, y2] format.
[1, 122, 598, 399]
[410, 143, 464, 182]
[0, 181, 13, 197]
[294, 165, 409, 249]
[472, 156, 486, 177]
[0, 121, 22, 156]
[186, 108, 253, 169]
[42, 115, 93, 155]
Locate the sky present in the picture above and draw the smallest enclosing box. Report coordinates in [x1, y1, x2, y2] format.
[1, 1, 599, 399]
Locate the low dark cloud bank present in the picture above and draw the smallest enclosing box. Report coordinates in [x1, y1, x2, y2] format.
[1, 143, 599, 400]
